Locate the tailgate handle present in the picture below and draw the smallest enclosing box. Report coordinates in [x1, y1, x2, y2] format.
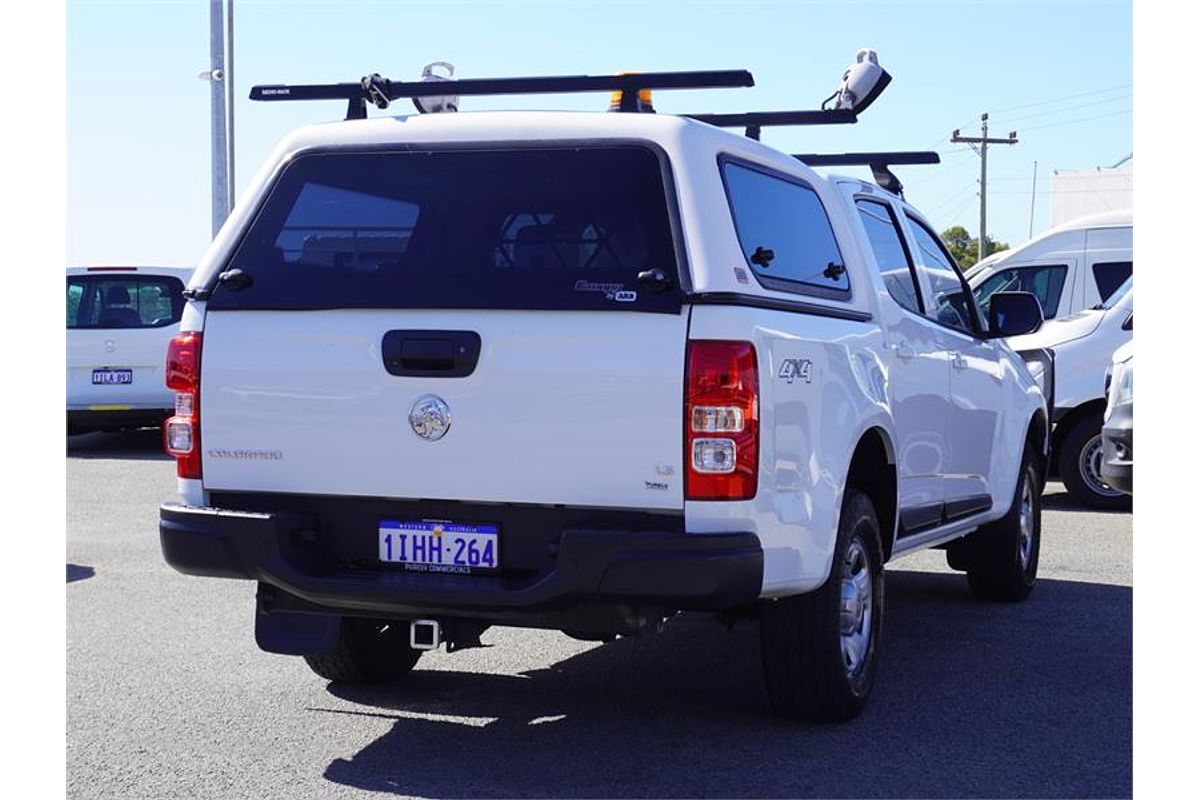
[381, 330, 482, 378]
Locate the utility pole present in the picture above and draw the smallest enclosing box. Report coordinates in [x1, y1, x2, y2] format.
[200, 0, 234, 238]
[1028, 161, 1038, 239]
[951, 113, 1018, 263]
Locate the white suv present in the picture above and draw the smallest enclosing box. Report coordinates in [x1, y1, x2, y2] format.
[67, 266, 193, 435]
[158, 65, 1048, 722]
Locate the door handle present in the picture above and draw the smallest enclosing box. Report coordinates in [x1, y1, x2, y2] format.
[894, 341, 915, 360]
[381, 330, 482, 377]
[952, 352, 969, 370]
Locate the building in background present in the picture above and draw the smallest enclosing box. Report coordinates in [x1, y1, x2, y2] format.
[1051, 154, 1132, 226]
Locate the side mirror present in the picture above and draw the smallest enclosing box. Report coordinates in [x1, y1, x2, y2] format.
[988, 291, 1043, 337]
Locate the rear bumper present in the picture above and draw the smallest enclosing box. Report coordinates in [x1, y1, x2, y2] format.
[67, 408, 170, 433]
[159, 503, 763, 620]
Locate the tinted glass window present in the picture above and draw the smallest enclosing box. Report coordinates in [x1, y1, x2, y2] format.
[973, 264, 1068, 319]
[1093, 261, 1132, 302]
[1099, 274, 1132, 309]
[906, 217, 977, 335]
[722, 162, 848, 297]
[66, 282, 83, 327]
[212, 147, 680, 313]
[855, 199, 921, 314]
[67, 275, 185, 329]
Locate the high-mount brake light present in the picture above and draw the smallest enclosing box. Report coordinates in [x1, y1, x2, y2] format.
[685, 341, 758, 500]
[163, 332, 202, 479]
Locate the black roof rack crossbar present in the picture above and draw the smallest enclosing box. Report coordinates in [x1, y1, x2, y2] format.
[792, 151, 940, 197]
[792, 151, 940, 167]
[684, 109, 857, 140]
[250, 70, 755, 120]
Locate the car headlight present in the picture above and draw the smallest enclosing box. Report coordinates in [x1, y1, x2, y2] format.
[1113, 361, 1133, 407]
[1105, 358, 1132, 421]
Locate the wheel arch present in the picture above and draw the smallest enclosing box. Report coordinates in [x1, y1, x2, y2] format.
[845, 426, 898, 562]
[1027, 407, 1050, 487]
[1049, 398, 1107, 473]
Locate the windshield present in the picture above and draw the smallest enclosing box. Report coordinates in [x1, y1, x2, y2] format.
[1098, 275, 1132, 309]
[210, 146, 682, 313]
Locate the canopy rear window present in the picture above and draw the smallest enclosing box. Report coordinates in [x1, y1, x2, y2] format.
[210, 146, 681, 313]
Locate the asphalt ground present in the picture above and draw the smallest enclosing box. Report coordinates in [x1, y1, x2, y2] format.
[66, 430, 1132, 799]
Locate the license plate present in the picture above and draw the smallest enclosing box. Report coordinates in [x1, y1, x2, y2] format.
[378, 520, 499, 573]
[92, 369, 133, 385]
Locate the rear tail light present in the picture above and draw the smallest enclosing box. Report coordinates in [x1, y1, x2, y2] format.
[685, 340, 758, 500]
[163, 332, 202, 479]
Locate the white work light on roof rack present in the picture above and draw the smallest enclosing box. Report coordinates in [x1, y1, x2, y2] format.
[413, 62, 459, 114]
[825, 48, 892, 114]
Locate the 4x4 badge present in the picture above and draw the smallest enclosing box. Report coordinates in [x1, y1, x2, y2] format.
[779, 358, 813, 384]
[409, 395, 451, 441]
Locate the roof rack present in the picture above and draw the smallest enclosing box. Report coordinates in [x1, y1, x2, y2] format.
[248, 54, 893, 140]
[792, 151, 940, 197]
[249, 70, 755, 120]
[683, 110, 857, 140]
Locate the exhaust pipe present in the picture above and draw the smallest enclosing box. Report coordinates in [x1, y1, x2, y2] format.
[410, 619, 442, 651]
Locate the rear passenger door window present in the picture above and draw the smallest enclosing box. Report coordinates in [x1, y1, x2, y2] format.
[722, 160, 849, 299]
[905, 217, 980, 336]
[855, 199, 922, 314]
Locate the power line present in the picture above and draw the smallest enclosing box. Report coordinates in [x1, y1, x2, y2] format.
[988, 83, 1132, 116]
[990, 92, 1132, 124]
[1021, 108, 1131, 133]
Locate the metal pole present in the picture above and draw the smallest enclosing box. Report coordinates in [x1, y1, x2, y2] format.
[209, 0, 228, 238]
[979, 113, 988, 264]
[224, 0, 235, 215]
[1028, 161, 1038, 239]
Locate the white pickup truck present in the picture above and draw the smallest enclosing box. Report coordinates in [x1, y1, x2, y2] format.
[158, 61, 1048, 722]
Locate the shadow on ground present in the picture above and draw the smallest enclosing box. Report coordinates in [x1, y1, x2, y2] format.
[1041, 486, 1130, 514]
[67, 564, 95, 583]
[313, 572, 1131, 798]
[66, 429, 171, 461]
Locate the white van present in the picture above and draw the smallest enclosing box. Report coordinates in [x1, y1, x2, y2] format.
[1006, 276, 1132, 509]
[67, 266, 194, 434]
[968, 209, 1131, 321]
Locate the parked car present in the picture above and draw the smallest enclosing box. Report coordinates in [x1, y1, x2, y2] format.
[67, 266, 193, 435]
[968, 209, 1131, 321]
[158, 60, 1049, 723]
[1101, 341, 1133, 495]
[1006, 275, 1132, 509]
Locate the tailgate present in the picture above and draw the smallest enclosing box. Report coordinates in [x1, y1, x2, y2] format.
[193, 143, 689, 509]
[200, 309, 687, 509]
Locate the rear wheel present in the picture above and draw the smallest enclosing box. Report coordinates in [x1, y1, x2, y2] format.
[304, 617, 423, 683]
[759, 489, 883, 722]
[1059, 411, 1130, 510]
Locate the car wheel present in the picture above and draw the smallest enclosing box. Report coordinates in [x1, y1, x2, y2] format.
[304, 617, 423, 683]
[1060, 411, 1131, 510]
[949, 448, 1041, 602]
[759, 489, 883, 722]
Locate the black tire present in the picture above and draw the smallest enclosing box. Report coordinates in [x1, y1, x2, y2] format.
[760, 489, 884, 723]
[1059, 411, 1131, 510]
[304, 617, 423, 683]
[950, 449, 1041, 602]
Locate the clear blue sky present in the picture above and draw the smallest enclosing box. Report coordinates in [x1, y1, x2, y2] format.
[66, 0, 1132, 266]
